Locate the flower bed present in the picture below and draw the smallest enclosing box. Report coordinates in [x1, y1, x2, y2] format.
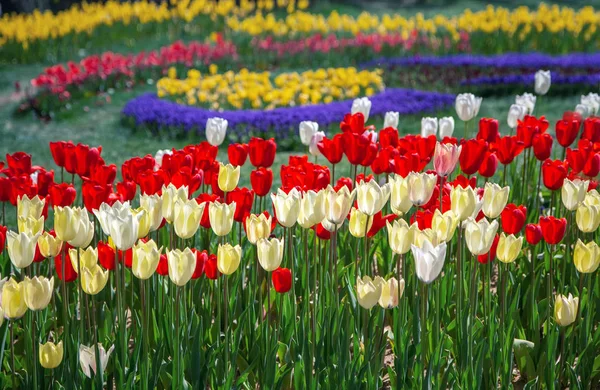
[122, 88, 454, 140]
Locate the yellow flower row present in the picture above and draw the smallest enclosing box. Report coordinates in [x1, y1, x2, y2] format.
[156, 66, 384, 110]
[0, 0, 307, 47]
[226, 4, 600, 41]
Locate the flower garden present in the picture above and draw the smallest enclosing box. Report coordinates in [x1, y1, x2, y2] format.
[1, 1, 600, 389]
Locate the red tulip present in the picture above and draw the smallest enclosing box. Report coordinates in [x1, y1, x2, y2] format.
[493, 136, 524, 165]
[359, 141, 378, 167]
[525, 223, 543, 245]
[196, 193, 221, 229]
[0, 177, 10, 202]
[477, 234, 499, 264]
[556, 119, 580, 148]
[82, 180, 112, 212]
[55, 244, 77, 282]
[343, 132, 372, 165]
[192, 249, 207, 279]
[477, 118, 500, 143]
[317, 134, 344, 165]
[0, 225, 7, 254]
[35, 169, 55, 197]
[539, 216, 567, 245]
[122, 155, 155, 182]
[478, 152, 498, 178]
[459, 139, 487, 175]
[10, 175, 37, 206]
[412, 209, 433, 230]
[63, 142, 78, 174]
[138, 170, 165, 195]
[584, 153, 600, 177]
[371, 147, 397, 175]
[340, 112, 365, 134]
[582, 117, 600, 142]
[532, 133, 553, 161]
[566, 148, 585, 174]
[249, 138, 277, 168]
[5, 151, 32, 175]
[334, 177, 353, 191]
[228, 143, 248, 167]
[204, 254, 219, 280]
[379, 127, 399, 148]
[517, 115, 549, 148]
[226, 187, 254, 223]
[250, 168, 273, 197]
[542, 159, 568, 191]
[272, 267, 292, 293]
[393, 152, 426, 177]
[156, 254, 169, 276]
[90, 164, 117, 185]
[367, 212, 396, 238]
[169, 167, 202, 194]
[49, 141, 71, 168]
[116, 181, 137, 202]
[48, 183, 77, 207]
[75, 144, 103, 178]
[314, 223, 331, 240]
[501, 204, 527, 234]
[98, 241, 117, 271]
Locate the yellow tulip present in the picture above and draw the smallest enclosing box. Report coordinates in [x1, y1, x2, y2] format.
[431, 209, 458, 242]
[324, 185, 356, 225]
[167, 248, 196, 286]
[386, 219, 416, 255]
[554, 293, 578, 326]
[389, 174, 412, 216]
[23, 276, 54, 311]
[271, 188, 301, 228]
[81, 265, 109, 295]
[135, 207, 152, 239]
[161, 184, 189, 223]
[67, 209, 94, 248]
[583, 189, 600, 207]
[413, 228, 441, 248]
[17, 194, 45, 220]
[132, 239, 162, 280]
[356, 180, 390, 216]
[53, 206, 81, 242]
[450, 185, 479, 221]
[69, 247, 99, 273]
[562, 178, 588, 211]
[6, 231, 41, 269]
[139, 194, 164, 232]
[173, 198, 205, 239]
[496, 233, 523, 263]
[575, 204, 600, 233]
[349, 207, 374, 238]
[38, 231, 63, 258]
[257, 237, 284, 271]
[2, 278, 28, 319]
[379, 277, 403, 309]
[18, 216, 44, 236]
[464, 218, 499, 255]
[245, 213, 272, 244]
[218, 163, 241, 192]
[297, 190, 326, 229]
[208, 201, 236, 236]
[482, 182, 509, 219]
[39, 341, 64, 369]
[573, 239, 600, 273]
[356, 276, 384, 309]
[217, 243, 242, 275]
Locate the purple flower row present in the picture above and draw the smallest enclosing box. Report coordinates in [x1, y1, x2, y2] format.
[122, 89, 455, 137]
[461, 72, 600, 87]
[362, 52, 600, 70]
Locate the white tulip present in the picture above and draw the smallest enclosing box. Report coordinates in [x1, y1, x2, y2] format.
[455, 93, 482, 121]
[384, 111, 399, 128]
[351, 97, 372, 122]
[516, 93, 536, 114]
[411, 239, 447, 284]
[205, 117, 228, 146]
[534, 70, 551, 95]
[507, 104, 527, 129]
[79, 344, 114, 379]
[299, 121, 319, 146]
[581, 93, 600, 115]
[309, 131, 325, 157]
[438, 116, 455, 138]
[421, 117, 438, 137]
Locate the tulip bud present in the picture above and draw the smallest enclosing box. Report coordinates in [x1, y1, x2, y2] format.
[384, 111, 399, 129]
[515, 93, 536, 114]
[433, 142, 461, 177]
[17, 195, 45, 220]
[81, 265, 109, 295]
[407, 172, 436, 207]
[421, 117, 437, 137]
[245, 213, 272, 245]
[540, 216, 567, 245]
[507, 104, 527, 129]
[554, 294, 578, 327]
[174, 198, 205, 239]
[309, 131, 325, 157]
[132, 239, 162, 279]
[411, 239, 447, 284]
[438, 117, 454, 139]
[573, 239, 600, 273]
[257, 237, 284, 272]
[464, 218, 499, 255]
[389, 175, 412, 216]
[205, 117, 228, 146]
[69, 247, 99, 273]
[272, 267, 292, 293]
[482, 182, 510, 219]
[356, 180, 390, 216]
[39, 341, 64, 369]
[208, 201, 236, 236]
[299, 121, 319, 146]
[450, 185, 479, 221]
[23, 276, 54, 311]
[7, 231, 41, 269]
[535, 70, 551, 95]
[351, 97, 372, 122]
[431, 209, 458, 242]
[218, 163, 240, 193]
[349, 208, 374, 238]
[271, 188, 301, 228]
[18, 216, 44, 236]
[562, 178, 588, 211]
[387, 219, 416, 255]
[356, 276, 384, 309]
[79, 344, 114, 378]
[161, 184, 189, 223]
[496, 233, 523, 263]
[38, 231, 63, 258]
[297, 190, 326, 229]
[576, 204, 600, 233]
[167, 248, 196, 286]
[139, 194, 164, 232]
[2, 278, 28, 319]
[217, 243, 242, 275]
[379, 277, 403, 309]
[455, 93, 482, 122]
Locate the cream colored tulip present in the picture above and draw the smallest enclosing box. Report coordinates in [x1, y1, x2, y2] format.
[297, 190, 326, 229]
[324, 185, 356, 225]
[132, 239, 162, 279]
[208, 201, 236, 236]
[576, 204, 600, 233]
[389, 174, 412, 216]
[39, 341, 63, 369]
[2, 278, 28, 319]
[257, 237, 284, 272]
[562, 179, 588, 211]
[161, 184, 189, 223]
[245, 213, 272, 245]
[496, 233, 523, 263]
[81, 265, 109, 295]
[386, 219, 416, 255]
[451, 185, 479, 221]
[413, 228, 441, 249]
[7, 231, 41, 269]
[554, 294, 578, 326]
[17, 195, 45, 220]
[407, 172, 436, 206]
[173, 198, 205, 239]
[482, 183, 510, 219]
[379, 277, 403, 309]
[23, 276, 54, 311]
[218, 163, 240, 192]
[573, 239, 600, 273]
[53, 206, 80, 242]
[18, 216, 44, 236]
[464, 218, 499, 256]
[38, 231, 63, 258]
[139, 193, 164, 232]
[321, 219, 344, 233]
[135, 207, 152, 239]
[431, 209, 459, 242]
[356, 180, 390, 216]
[69, 247, 99, 273]
[583, 189, 600, 207]
[67, 210, 94, 248]
[79, 344, 114, 378]
[349, 208, 374, 238]
[167, 248, 196, 286]
[217, 243, 242, 275]
[356, 276, 384, 309]
[271, 188, 301, 228]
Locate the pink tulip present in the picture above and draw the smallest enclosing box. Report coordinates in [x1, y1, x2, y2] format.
[433, 142, 462, 177]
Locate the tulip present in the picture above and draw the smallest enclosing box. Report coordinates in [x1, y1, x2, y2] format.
[7, 231, 41, 269]
[218, 163, 240, 193]
[433, 142, 461, 177]
[67, 210, 95, 248]
[556, 119, 580, 148]
[576, 104, 590, 117]
[349, 208, 374, 238]
[421, 117, 437, 137]
[94, 201, 141, 250]
[79, 344, 114, 378]
[39, 341, 63, 369]
[2, 278, 27, 319]
[356, 276, 384, 309]
[573, 239, 600, 273]
[132, 239, 162, 279]
[351, 97, 372, 122]
[438, 116, 455, 138]
[384, 111, 399, 129]
[431, 209, 458, 242]
[411, 239, 447, 284]
[248, 137, 277, 168]
[17, 194, 45, 220]
[562, 179, 588, 211]
[379, 277, 403, 309]
[227, 143, 248, 167]
[356, 180, 390, 216]
[271, 188, 301, 228]
[540, 216, 567, 244]
[575, 204, 600, 233]
[81, 264, 109, 295]
[205, 117, 228, 146]
[69, 247, 99, 273]
[0, 225, 6, 255]
[496, 233, 523, 263]
[388, 174, 412, 216]
[167, 248, 196, 286]
[217, 243, 242, 275]
[516, 93, 536, 114]
[542, 159, 568, 191]
[507, 104, 527, 128]
[450, 185, 479, 221]
[139, 194, 164, 233]
[250, 168, 273, 197]
[38, 231, 63, 258]
[501, 204, 527, 234]
[554, 294, 578, 327]
[173, 198, 205, 239]
[464, 218, 499, 255]
[482, 182, 510, 219]
[297, 190, 326, 229]
[309, 131, 326, 157]
[459, 138, 487, 175]
[477, 118, 499, 143]
[23, 276, 54, 310]
[161, 184, 189, 223]
[245, 213, 272, 245]
[584, 189, 600, 207]
[535, 70, 551, 95]
[581, 93, 600, 115]
[525, 224, 543, 245]
[299, 121, 319, 146]
[387, 220, 416, 254]
[455, 93, 482, 121]
[272, 267, 292, 293]
[208, 201, 236, 236]
[257, 237, 284, 272]
[532, 133, 553, 161]
[54, 206, 80, 242]
[407, 172, 436, 207]
[318, 134, 344, 165]
[324, 185, 356, 225]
